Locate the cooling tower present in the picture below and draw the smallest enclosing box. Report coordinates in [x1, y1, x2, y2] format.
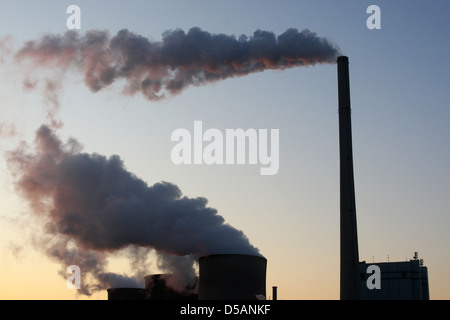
[337, 56, 361, 300]
[198, 254, 267, 300]
[144, 274, 198, 300]
[107, 288, 145, 300]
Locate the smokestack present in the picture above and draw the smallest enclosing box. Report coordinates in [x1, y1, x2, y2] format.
[337, 56, 360, 300]
[272, 286, 278, 300]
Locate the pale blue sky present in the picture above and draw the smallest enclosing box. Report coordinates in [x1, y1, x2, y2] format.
[0, 1, 449, 299]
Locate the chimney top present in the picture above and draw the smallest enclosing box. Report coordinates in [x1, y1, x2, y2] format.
[337, 56, 349, 63]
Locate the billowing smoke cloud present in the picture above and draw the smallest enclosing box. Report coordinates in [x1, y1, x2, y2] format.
[0, 123, 17, 138]
[0, 35, 13, 65]
[15, 27, 340, 101]
[7, 125, 259, 295]
[6, 26, 340, 295]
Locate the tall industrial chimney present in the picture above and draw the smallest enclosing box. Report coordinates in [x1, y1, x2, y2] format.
[337, 56, 361, 300]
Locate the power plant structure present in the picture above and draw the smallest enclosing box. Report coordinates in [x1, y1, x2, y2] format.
[360, 252, 430, 300]
[337, 56, 361, 300]
[144, 274, 199, 300]
[336, 57, 431, 300]
[106, 56, 430, 301]
[107, 254, 267, 300]
[198, 254, 267, 300]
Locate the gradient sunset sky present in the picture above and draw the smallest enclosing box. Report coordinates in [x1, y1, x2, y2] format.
[0, 0, 449, 300]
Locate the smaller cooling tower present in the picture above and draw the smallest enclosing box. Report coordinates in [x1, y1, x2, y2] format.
[107, 288, 145, 300]
[144, 274, 198, 300]
[198, 254, 267, 300]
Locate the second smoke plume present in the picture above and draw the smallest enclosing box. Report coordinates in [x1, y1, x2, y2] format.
[7, 125, 259, 295]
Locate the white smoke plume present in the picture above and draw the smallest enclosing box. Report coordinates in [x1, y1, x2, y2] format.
[6, 125, 259, 295]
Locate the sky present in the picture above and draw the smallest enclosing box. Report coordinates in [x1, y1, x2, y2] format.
[0, 0, 449, 300]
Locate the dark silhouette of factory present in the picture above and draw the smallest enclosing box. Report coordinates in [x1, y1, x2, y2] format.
[106, 252, 430, 300]
[360, 252, 430, 300]
[107, 254, 268, 300]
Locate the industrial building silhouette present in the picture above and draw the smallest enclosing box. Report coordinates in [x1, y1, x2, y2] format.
[107, 254, 267, 300]
[360, 252, 430, 300]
